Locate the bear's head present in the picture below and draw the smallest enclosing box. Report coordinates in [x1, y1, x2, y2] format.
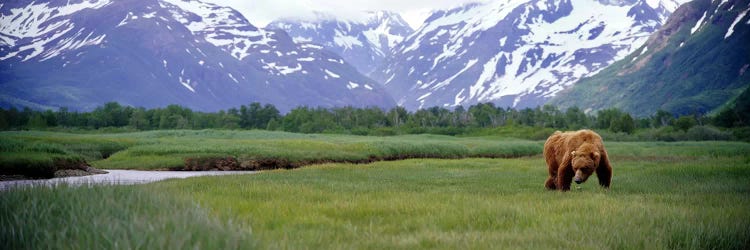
[570, 143, 601, 184]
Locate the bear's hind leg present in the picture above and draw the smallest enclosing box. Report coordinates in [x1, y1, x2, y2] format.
[597, 151, 613, 188]
[597, 165, 612, 188]
[545, 159, 558, 190]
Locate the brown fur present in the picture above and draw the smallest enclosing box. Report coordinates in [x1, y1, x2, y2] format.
[543, 129, 612, 191]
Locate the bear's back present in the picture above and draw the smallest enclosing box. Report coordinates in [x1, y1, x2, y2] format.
[551, 129, 602, 150]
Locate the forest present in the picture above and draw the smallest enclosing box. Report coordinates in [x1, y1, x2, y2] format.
[0, 101, 747, 141]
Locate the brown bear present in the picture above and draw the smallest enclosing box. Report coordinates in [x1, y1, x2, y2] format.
[543, 129, 612, 191]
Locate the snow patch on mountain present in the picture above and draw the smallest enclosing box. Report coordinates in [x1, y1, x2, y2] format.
[691, 11, 707, 34]
[324, 69, 341, 78]
[117, 11, 158, 27]
[347, 81, 360, 89]
[725, 8, 749, 38]
[333, 30, 363, 50]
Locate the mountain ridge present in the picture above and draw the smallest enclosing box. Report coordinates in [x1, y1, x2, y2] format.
[372, 0, 688, 111]
[550, 0, 750, 116]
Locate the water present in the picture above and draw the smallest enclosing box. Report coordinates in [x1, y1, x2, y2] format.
[0, 170, 257, 191]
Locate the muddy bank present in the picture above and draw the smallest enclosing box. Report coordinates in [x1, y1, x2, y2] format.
[0, 157, 107, 180]
[1, 164, 109, 181]
[54, 166, 109, 177]
[177, 154, 460, 171]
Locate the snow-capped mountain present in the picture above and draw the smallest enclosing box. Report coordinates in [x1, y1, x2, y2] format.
[0, 0, 395, 112]
[372, 0, 688, 110]
[267, 11, 414, 76]
[551, 0, 750, 116]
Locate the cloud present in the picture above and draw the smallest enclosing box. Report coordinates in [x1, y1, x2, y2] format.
[202, 0, 485, 28]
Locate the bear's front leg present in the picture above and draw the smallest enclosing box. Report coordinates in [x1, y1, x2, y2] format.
[545, 176, 556, 190]
[556, 166, 574, 191]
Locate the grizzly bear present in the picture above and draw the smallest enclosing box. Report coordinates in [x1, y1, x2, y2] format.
[543, 129, 612, 191]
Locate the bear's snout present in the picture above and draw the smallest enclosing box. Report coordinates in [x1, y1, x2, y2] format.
[573, 169, 588, 184]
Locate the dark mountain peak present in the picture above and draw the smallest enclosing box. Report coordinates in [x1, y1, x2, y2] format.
[364, 10, 411, 30]
[597, 0, 639, 6]
[423, 2, 484, 24]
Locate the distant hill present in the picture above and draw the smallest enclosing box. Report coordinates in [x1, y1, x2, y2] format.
[550, 0, 750, 117]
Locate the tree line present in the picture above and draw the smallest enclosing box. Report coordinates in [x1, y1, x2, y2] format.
[2, 101, 738, 137]
[0, 102, 281, 131]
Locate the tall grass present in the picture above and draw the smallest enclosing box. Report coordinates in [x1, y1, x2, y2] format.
[0, 185, 255, 249]
[96, 136, 542, 170]
[77, 131, 542, 170]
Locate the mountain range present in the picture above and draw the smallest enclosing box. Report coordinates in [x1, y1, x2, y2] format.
[2, 0, 745, 118]
[551, 0, 750, 116]
[0, 0, 395, 112]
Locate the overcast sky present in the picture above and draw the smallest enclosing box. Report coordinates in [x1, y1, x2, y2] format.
[202, 0, 485, 28]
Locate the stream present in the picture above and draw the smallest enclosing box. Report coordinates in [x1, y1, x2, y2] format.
[0, 170, 257, 191]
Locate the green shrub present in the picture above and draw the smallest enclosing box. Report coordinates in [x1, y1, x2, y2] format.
[731, 127, 750, 142]
[350, 127, 370, 136]
[685, 126, 732, 141]
[369, 127, 398, 136]
[470, 142, 542, 158]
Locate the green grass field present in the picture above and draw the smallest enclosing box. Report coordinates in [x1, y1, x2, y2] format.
[2, 130, 750, 249]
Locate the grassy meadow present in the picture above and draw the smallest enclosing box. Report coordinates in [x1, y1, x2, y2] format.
[1, 130, 750, 249]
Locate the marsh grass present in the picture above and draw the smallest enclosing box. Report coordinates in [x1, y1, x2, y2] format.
[1, 130, 542, 171]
